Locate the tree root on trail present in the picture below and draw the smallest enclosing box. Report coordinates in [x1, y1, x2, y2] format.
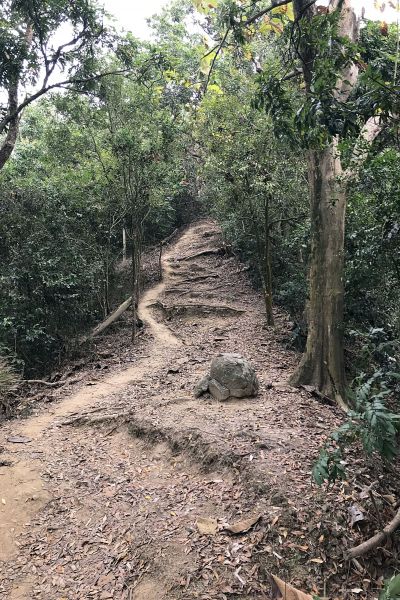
[178, 274, 219, 285]
[177, 248, 225, 262]
[61, 410, 133, 428]
[24, 377, 82, 388]
[149, 301, 246, 319]
[347, 507, 400, 559]
[163, 287, 190, 295]
[173, 283, 229, 298]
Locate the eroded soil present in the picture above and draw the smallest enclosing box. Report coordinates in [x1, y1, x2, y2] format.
[0, 220, 399, 599]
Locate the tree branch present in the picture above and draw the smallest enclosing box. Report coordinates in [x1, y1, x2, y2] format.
[243, 0, 291, 27]
[0, 83, 20, 171]
[345, 116, 383, 177]
[347, 507, 400, 559]
[0, 68, 138, 135]
[204, 28, 230, 94]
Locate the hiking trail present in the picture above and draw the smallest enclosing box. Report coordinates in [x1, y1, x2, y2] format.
[0, 221, 354, 599]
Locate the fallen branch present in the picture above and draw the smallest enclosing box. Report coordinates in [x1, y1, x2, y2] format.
[347, 507, 400, 559]
[160, 228, 179, 247]
[86, 296, 132, 341]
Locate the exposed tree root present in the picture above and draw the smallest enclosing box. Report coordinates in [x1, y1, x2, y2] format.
[177, 248, 225, 262]
[127, 418, 240, 470]
[163, 287, 189, 295]
[24, 377, 82, 388]
[347, 507, 400, 559]
[178, 274, 219, 284]
[61, 410, 133, 427]
[149, 301, 246, 319]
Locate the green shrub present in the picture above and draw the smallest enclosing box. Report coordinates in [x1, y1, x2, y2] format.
[380, 575, 400, 600]
[313, 370, 400, 485]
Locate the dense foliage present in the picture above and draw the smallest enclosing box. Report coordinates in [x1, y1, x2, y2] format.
[0, 0, 399, 406]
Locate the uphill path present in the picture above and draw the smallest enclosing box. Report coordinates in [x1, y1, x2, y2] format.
[0, 221, 352, 599]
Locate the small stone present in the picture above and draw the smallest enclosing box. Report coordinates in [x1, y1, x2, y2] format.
[194, 375, 211, 397]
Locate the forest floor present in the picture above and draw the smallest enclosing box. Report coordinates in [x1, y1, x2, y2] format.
[0, 220, 399, 600]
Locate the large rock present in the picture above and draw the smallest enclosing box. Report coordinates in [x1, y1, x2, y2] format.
[194, 353, 259, 400]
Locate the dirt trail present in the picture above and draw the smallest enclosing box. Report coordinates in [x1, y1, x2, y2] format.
[1, 220, 385, 600]
[0, 231, 185, 564]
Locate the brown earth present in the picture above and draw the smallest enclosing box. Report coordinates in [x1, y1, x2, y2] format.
[0, 220, 398, 599]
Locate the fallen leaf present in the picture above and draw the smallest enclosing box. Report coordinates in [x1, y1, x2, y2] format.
[224, 513, 262, 535]
[196, 517, 218, 535]
[309, 558, 324, 564]
[270, 574, 313, 600]
[382, 494, 396, 505]
[348, 504, 366, 527]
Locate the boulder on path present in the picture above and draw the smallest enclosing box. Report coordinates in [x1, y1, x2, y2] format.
[194, 353, 259, 400]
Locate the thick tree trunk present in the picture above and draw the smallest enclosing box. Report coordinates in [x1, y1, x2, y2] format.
[290, 140, 347, 407]
[288, 0, 360, 408]
[0, 83, 20, 171]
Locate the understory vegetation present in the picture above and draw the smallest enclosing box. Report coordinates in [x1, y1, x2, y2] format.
[0, 0, 400, 596]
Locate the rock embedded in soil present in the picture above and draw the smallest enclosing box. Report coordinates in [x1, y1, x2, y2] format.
[194, 353, 259, 400]
[194, 375, 211, 398]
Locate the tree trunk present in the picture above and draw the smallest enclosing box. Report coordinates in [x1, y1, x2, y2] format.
[289, 0, 359, 408]
[122, 227, 127, 262]
[130, 221, 138, 343]
[0, 83, 20, 171]
[130, 221, 143, 344]
[263, 194, 274, 326]
[290, 140, 347, 408]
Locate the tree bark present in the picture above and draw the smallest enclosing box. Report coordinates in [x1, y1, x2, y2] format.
[130, 221, 138, 343]
[289, 0, 359, 408]
[0, 24, 33, 171]
[0, 83, 20, 171]
[263, 194, 274, 326]
[290, 140, 347, 407]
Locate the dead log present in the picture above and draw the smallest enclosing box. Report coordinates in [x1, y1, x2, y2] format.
[87, 296, 132, 341]
[161, 228, 179, 247]
[347, 507, 400, 559]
